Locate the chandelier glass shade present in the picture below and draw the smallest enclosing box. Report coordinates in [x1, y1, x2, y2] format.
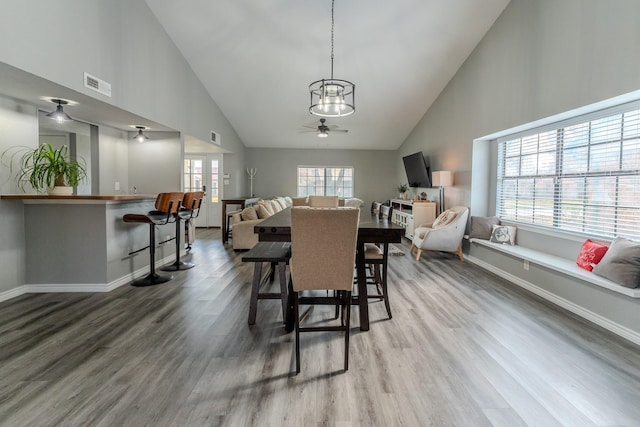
[309, 0, 355, 118]
[134, 126, 149, 142]
[46, 99, 73, 123]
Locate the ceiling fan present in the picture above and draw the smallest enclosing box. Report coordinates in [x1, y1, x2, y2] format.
[302, 118, 349, 138]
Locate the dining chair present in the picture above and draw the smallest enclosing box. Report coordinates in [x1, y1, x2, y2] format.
[308, 195, 339, 207]
[290, 207, 359, 374]
[360, 202, 393, 319]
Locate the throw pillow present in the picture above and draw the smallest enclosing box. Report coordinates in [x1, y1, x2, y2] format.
[489, 224, 516, 245]
[240, 206, 258, 221]
[432, 209, 458, 229]
[469, 216, 500, 240]
[255, 204, 273, 219]
[261, 201, 275, 216]
[283, 196, 293, 207]
[575, 239, 609, 271]
[270, 200, 282, 213]
[592, 237, 640, 288]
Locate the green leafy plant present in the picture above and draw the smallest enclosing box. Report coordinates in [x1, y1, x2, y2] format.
[397, 183, 409, 194]
[2, 143, 87, 192]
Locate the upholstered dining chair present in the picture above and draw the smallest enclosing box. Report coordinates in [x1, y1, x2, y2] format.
[292, 196, 308, 206]
[410, 206, 469, 262]
[308, 195, 339, 207]
[290, 207, 359, 374]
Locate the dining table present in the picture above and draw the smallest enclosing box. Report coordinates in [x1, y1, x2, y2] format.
[255, 207, 405, 331]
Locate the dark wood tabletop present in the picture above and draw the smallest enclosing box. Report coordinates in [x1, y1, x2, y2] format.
[255, 207, 405, 331]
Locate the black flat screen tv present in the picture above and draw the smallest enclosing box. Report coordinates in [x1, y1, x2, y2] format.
[402, 152, 431, 187]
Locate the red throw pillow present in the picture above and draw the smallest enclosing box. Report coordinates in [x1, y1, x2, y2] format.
[576, 239, 609, 271]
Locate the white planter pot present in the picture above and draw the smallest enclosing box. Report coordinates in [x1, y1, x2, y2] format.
[47, 186, 73, 196]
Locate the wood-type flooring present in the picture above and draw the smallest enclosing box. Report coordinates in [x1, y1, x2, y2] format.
[1, 228, 639, 426]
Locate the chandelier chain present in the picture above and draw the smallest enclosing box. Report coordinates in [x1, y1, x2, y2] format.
[330, 0, 335, 79]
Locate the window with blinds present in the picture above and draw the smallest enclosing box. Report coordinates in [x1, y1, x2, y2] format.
[496, 105, 640, 240]
[297, 166, 354, 197]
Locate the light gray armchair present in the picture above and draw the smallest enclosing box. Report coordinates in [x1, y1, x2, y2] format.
[409, 206, 469, 261]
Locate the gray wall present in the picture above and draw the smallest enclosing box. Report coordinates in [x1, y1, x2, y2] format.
[245, 148, 398, 208]
[0, 98, 32, 296]
[127, 131, 182, 194]
[398, 0, 640, 211]
[0, 0, 246, 194]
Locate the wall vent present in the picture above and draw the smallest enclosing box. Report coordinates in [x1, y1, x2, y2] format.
[84, 72, 112, 97]
[210, 130, 221, 145]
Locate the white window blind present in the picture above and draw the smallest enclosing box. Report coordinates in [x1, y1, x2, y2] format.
[497, 104, 640, 240]
[297, 166, 353, 197]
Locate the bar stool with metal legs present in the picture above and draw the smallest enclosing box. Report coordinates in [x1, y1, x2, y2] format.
[162, 191, 204, 271]
[123, 192, 183, 286]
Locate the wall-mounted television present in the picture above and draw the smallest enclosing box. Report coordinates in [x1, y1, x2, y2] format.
[402, 152, 431, 187]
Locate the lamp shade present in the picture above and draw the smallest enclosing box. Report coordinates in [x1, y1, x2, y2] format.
[432, 171, 453, 187]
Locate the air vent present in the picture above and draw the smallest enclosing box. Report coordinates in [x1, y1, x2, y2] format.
[210, 130, 220, 145]
[83, 72, 112, 97]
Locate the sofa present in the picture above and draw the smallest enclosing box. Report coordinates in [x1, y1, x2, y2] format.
[230, 196, 363, 250]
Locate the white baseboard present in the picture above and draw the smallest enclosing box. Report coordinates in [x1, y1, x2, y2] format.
[466, 255, 640, 347]
[0, 254, 175, 302]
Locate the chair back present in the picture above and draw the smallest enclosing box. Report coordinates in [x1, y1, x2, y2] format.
[183, 190, 204, 210]
[380, 204, 394, 220]
[290, 207, 359, 291]
[292, 196, 308, 206]
[371, 201, 382, 216]
[155, 192, 184, 214]
[308, 195, 339, 208]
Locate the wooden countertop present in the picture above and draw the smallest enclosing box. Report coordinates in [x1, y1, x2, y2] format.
[1, 194, 157, 200]
[0, 194, 158, 204]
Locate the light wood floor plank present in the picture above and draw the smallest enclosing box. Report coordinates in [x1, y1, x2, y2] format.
[1, 229, 639, 426]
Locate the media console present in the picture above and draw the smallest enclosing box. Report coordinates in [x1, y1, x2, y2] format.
[390, 199, 436, 239]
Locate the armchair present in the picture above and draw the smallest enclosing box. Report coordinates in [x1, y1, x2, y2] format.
[409, 206, 469, 262]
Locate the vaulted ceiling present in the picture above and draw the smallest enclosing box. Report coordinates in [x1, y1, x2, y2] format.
[146, 0, 510, 150]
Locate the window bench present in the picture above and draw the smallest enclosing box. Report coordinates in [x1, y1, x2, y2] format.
[468, 238, 640, 298]
[466, 234, 640, 345]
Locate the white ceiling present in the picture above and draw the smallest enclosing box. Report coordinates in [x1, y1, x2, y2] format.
[146, 0, 510, 150]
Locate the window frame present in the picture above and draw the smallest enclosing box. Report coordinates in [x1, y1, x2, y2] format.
[496, 100, 640, 241]
[297, 165, 354, 198]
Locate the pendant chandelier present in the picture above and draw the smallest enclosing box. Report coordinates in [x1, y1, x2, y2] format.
[309, 0, 355, 118]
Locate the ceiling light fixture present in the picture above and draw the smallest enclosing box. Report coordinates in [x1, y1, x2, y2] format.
[46, 99, 73, 123]
[309, 0, 355, 118]
[134, 126, 149, 142]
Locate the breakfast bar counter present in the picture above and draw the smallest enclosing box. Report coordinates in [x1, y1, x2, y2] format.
[1, 194, 177, 291]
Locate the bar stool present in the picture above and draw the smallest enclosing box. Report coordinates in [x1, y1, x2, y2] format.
[162, 191, 204, 271]
[123, 192, 183, 286]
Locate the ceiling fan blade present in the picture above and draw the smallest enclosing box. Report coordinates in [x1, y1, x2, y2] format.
[332, 129, 349, 133]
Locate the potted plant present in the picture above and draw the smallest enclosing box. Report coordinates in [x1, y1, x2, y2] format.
[2, 143, 87, 195]
[397, 183, 409, 199]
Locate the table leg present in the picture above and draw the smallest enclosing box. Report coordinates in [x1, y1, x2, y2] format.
[248, 261, 263, 325]
[356, 241, 369, 331]
[278, 261, 288, 324]
[222, 201, 229, 244]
